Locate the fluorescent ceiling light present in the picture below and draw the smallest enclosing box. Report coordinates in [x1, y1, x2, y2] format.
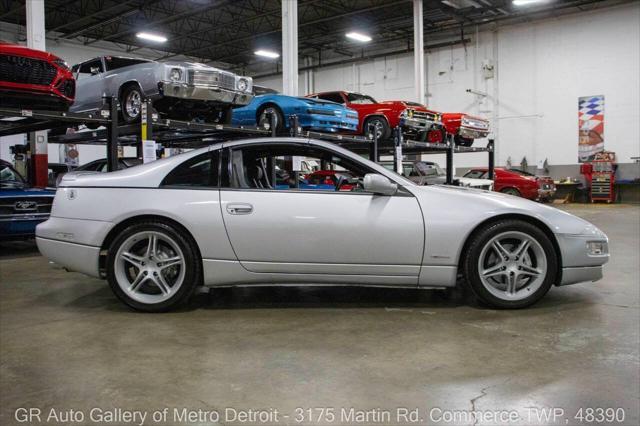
[512, 0, 546, 5]
[255, 50, 280, 59]
[346, 32, 372, 42]
[136, 32, 167, 43]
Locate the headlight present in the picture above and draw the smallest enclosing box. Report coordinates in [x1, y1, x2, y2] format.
[587, 241, 608, 255]
[53, 59, 70, 70]
[237, 78, 248, 91]
[169, 68, 182, 82]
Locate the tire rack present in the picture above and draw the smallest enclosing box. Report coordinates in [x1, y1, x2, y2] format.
[1, 97, 494, 184]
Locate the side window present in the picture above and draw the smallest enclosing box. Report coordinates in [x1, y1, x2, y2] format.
[76, 59, 103, 80]
[223, 144, 376, 192]
[161, 151, 218, 187]
[317, 92, 344, 104]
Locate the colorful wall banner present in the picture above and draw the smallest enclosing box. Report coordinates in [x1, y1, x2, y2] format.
[578, 95, 605, 162]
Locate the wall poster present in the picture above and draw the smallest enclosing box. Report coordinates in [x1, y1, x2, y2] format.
[578, 95, 604, 162]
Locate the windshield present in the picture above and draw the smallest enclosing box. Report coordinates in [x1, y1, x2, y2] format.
[509, 169, 535, 177]
[463, 170, 488, 179]
[104, 56, 150, 71]
[0, 162, 26, 187]
[347, 93, 377, 104]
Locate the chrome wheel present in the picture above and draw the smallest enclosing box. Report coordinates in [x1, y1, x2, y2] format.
[366, 119, 385, 140]
[477, 231, 547, 302]
[114, 231, 186, 305]
[258, 107, 280, 130]
[125, 90, 141, 118]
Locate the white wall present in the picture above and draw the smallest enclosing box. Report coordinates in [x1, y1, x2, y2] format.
[256, 2, 640, 171]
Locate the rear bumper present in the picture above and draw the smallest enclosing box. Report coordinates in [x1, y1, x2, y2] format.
[36, 236, 101, 277]
[160, 82, 253, 106]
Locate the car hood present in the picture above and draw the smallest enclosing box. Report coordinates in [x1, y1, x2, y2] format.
[407, 184, 603, 237]
[380, 101, 438, 113]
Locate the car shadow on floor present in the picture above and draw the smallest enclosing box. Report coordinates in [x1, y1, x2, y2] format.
[60, 280, 598, 313]
[0, 240, 40, 259]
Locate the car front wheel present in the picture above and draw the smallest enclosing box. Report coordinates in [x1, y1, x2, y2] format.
[463, 220, 558, 309]
[106, 221, 200, 312]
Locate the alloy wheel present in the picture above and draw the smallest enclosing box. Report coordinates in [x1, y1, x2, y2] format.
[114, 231, 186, 304]
[125, 90, 142, 118]
[477, 231, 547, 301]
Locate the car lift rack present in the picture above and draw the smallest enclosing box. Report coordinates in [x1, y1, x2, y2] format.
[0, 96, 494, 184]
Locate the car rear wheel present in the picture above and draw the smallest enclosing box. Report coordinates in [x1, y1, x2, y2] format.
[106, 221, 200, 312]
[120, 84, 143, 123]
[364, 116, 390, 140]
[257, 105, 284, 133]
[500, 187, 521, 197]
[463, 220, 557, 309]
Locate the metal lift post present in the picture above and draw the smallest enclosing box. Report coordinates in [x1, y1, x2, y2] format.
[487, 139, 495, 180]
[446, 134, 454, 184]
[106, 97, 119, 172]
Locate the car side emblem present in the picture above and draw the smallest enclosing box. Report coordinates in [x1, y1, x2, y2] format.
[14, 201, 37, 211]
[67, 189, 77, 200]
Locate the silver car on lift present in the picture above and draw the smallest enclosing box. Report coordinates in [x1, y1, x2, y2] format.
[69, 56, 253, 123]
[36, 138, 609, 312]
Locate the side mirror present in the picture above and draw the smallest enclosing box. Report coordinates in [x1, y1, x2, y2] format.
[90, 67, 100, 75]
[363, 173, 397, 196]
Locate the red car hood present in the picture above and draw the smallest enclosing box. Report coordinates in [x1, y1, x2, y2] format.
[0, 42, 60, 62]
[379, 100, 440, 114]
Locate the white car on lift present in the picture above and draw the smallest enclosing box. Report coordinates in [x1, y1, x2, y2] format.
[36, 138, 609, 312]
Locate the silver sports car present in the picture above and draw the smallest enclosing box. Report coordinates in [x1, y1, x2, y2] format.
[36, 138, 609, 312]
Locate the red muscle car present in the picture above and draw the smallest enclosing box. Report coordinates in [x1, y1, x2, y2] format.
[0, 42, 75, 110]
[307, 91, 442, 140]
[464, 167, 556, 201]
[440, 113, 490, 147]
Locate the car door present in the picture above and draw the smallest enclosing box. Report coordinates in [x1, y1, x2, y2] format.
[219, 141, 425, 282]
[72, 58, 106, 112]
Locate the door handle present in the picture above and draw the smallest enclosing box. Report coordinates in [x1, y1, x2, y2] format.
[226, 203, 253, 215]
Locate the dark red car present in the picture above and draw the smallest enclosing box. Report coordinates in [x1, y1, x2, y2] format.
[0, 42, 75, 110]
[305, 170, 357, 191]
[307, 91, 442, 141]
[464, 167, 556, 201]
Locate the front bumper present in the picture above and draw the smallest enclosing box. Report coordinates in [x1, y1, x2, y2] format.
[459, 125, 489, 139]
[538, 188, 556, 198]
[400, 117, 442, 133]
[0, 217, 48, 240]
[555, 233, 609, 286]
[160, 82, 254, 106]
[299, 114, 358, 132]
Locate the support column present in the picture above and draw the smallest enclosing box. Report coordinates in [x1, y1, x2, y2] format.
[282, 0, 298, 96]
[413, 0, 425, 105]
[26, 0, 48, 187]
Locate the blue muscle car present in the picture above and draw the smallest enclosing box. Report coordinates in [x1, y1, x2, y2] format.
[231, 94, 358, 133]
[1, 160, 55, 240]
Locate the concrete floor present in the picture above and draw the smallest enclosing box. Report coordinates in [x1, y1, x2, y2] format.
[0, 204, 638, 426]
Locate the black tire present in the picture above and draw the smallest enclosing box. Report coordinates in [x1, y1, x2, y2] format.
[500, 187, 521, 197]
[364, 116, 391, 140]
[119, 84, 143, 124]
[454, 135, 474, 147]
[257, 104, 284, 133]
[463, 220, 558, 309]
[106, 221, 201, 312]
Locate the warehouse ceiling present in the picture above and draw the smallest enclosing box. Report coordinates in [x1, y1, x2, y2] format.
[0, 0, 625, 74]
